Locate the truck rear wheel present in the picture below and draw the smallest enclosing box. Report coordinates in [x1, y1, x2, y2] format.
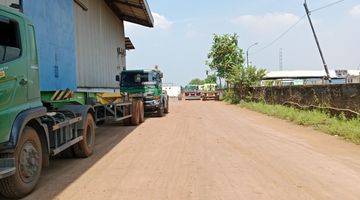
[0, 127, 42, 199]
[131, 100, 141, 125]
[139, 101, 145, 123]
[74, 114, 95, 158]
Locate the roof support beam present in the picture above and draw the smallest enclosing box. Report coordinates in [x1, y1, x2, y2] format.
[113, 0, 143, 9]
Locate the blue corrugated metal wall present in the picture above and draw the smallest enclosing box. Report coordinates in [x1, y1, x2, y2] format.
[23, 0, 77, 91]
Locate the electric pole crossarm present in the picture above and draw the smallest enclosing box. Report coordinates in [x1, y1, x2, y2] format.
[304, 0, 331, 82]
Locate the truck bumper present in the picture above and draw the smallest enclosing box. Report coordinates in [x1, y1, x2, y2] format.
[0, 158, 15, 179]
[144, 99, 161, 113]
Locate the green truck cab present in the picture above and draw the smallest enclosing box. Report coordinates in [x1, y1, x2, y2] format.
[0, 5, 145, 199]
[183, 85, 202, 100]
[200, 83, 220, 101]
[0, 6, 98, 198]
[119, 69, 169, 117]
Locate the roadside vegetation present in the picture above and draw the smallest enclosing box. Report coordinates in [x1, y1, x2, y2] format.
[206, 33, 265, 101]
[238, 101, 360, 144]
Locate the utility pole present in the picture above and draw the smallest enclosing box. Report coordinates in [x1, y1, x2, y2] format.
[246, 42, 258, 67]
[304, 0, 331, 82]
[279, 48, 283, 71]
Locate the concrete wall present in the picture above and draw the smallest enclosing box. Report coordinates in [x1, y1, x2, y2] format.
[74, 0, 126, 90]
[247, 84, 360, 113]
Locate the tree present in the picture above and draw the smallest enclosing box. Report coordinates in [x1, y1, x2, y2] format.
[204, 74, 217, 84]
[189, 78, 205, 85]
[206, 34, 244, 80]
[206, 33, 266, 101]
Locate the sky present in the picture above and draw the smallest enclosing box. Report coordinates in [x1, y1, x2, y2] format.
[125, 0, 360, 86]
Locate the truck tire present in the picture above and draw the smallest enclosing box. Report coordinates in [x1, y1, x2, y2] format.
[164, 99, 169, 114]
[74, 114, 95, 158]
[0, 127, 42, 199]
[157, 103, 165, 117]
[123, 105, 132, 126]
[131, 100, 140, 125]
[139, 101, 145, 123]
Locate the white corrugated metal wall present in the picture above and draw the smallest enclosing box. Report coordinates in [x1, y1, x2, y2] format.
[0, 0, 19, 7]
[74, 0, 126, 90]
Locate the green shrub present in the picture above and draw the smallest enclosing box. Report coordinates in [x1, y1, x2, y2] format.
[240, 102, 360, 144]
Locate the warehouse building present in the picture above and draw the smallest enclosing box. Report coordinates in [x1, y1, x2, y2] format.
[0, 0, 153, 92]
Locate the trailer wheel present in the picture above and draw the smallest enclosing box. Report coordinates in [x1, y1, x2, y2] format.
[131, 100, 141, 125]
[74, 114, 95, 158]
[139, 101, 145, 123]
[0, 127, 42, 199]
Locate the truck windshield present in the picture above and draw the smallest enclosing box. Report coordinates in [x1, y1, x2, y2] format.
[121, 72, 149, 87]
[0, 17, 21, 64]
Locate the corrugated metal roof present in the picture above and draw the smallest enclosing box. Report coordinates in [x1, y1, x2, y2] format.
[104, 0, 154, 27]
[264, 70, 338, 79]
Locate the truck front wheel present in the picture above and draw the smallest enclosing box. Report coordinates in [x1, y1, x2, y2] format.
[164, 99, 169, 114]
[74, 114, 95, 158]
[157, 103, 165, 117]
[0, 127, 42, 199]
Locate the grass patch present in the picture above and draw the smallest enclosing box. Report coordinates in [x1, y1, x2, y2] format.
[240, 102, 360, 144]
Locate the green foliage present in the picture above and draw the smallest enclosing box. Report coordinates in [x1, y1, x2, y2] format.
[206, 33, 244, 80]
[204, 74, 217, 84]
[189, 78, 205, 85]
[206, 33, 266, 101]
[240, 102, 360, 144]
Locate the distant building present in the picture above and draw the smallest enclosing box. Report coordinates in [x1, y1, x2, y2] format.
[346, 70, 360, 83]
[261, 69, 360, 86]
[163, 84, 182, 97]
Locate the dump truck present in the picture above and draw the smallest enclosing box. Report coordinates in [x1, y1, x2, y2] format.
[119, 69, 169, 117]
[0, 1, 154, 198]
[201, 83, 220, 101]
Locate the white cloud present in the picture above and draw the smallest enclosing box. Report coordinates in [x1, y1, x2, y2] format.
[152, 12, 173, 30]
[124, 12, 172, 32]
[232, 13, 300, 32]
[349, 4, 360, 17]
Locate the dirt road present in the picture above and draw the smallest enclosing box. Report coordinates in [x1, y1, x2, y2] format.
[21, 100, 360, 200]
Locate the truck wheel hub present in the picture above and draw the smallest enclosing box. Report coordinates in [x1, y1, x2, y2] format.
[19, 142, 40, 183]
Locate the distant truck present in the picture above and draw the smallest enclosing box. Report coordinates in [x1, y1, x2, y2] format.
[119, 69, 169, 117]
[201, 83, 220, 101]
[183, 85, 202, 100]
[0, 2, 154, 199]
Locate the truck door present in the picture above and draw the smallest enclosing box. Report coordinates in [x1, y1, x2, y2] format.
[26, 24, 40, 101]
[0, 12, 28, 143]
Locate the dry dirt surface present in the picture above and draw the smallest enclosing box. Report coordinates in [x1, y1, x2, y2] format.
[18, 100, 360, 200]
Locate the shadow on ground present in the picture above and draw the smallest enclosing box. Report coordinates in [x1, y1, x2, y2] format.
[1, 123, 139, 200]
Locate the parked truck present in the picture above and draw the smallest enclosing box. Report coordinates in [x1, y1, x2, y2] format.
[0, 1, 154, 198]
[201, 83, 220, 101]
[119, 69, 169, 117]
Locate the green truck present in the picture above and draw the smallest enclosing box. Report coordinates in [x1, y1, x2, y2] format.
[119, 69, 169, 117]
[0, 5, 161, 199]
[200, 83, 220, 101]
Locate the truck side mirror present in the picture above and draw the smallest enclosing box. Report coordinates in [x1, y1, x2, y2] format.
[115, 75, 120, 82]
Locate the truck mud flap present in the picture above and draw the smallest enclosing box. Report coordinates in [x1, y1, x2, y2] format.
[0, 158, 15, 179]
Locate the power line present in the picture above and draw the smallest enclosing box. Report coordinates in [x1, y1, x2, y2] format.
[251, 15, 306, 55]
[250, 0, 347, 55]
[310, 0, 346, 13]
